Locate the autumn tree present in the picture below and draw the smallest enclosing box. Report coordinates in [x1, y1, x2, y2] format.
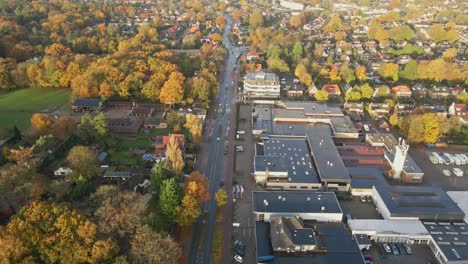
[359, 83, 374, 100]
[423, 113, 439, 144]
[399, 60, 417, 81]
[184, 171, 210, 204]
[184, 114, 203, 144]
[378, 63, 399, 81]
[314, 90, 329, 101]
[166, 111, 183, 132]
[30, 113, 53, 135]
[267, 58, 289, 73]
[345, 90, 362, 102]
[52, 116, 76, 140]
[130, 225, 181, 264]
[160, 72, 185, 104]
[0, 201, 118, 263]
[175, 194, 200, 226]
[215, 189, 228, 207]
[94, 189, 146, 238]
[389, 114, 399, 127]
[8, 146, 33, 168]
[294, 64, 313, 86]
[339, 64, 355, 84]
[456, 93, 468, 104]
[67, 145, 99, 179]
[329, 65, 341, 83]
[165, 136, 184, 176]
[215, 15, 226, 29]
[355, 66, 367, 82]
[249, 11, 264, 28]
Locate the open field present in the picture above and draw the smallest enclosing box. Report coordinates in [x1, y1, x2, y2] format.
[0, 88, 71, 130]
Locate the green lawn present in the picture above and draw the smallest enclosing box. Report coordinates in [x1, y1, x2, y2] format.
[0, 88, 71, 130]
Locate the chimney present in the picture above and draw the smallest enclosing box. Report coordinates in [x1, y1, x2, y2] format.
[321, 206, 325, 212]
[282, 197, 286, 203]
[264, 199, 269, 207]
[307, 197, 311, 203]
[278, 196, 282, 200]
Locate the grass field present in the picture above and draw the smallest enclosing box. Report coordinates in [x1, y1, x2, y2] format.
[0, 88, 71, 130]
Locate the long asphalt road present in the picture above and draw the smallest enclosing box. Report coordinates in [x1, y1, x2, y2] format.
[189, 15, 244, 264]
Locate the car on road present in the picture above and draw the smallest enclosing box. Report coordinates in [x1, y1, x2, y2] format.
[383, 244, 392, 253]
[391, 244, 400, 255]
[234, 240, 246, 250]
[234, 255, 244, 263]
[236, 145, 244, 152]
[442, 169, 451, 177]
[235, 247, 245, 256]
[360, 196, 367, 203]
[404, 244, 413, 254]
[365, 195, 373, 203]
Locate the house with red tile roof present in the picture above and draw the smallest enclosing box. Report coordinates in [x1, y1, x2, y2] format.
[391, 85, 412, 98]
[321, 84, 341, 96]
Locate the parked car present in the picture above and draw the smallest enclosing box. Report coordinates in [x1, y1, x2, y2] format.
[235, 247, 245, 256]
[360, 196, 367, 203]
[391, 244, 400, 255]
[234, 255, 244, 263]
[366, 195, 373, 203]
[383, 244, 392, 253]
[397, 244, 406, 254]
[404, 244, 413, 254]
[234, 240, 246, 250]
[236, 145, 244, 152]
[442, 169, 451, 177]
[453, 168, 464, 177]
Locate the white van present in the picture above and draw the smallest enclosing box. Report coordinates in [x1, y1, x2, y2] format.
[237, 130, 245, 135]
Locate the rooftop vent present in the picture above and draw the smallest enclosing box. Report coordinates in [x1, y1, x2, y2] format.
[263, 200, 269, 207]
[282, 198, 286, 203]
[307, 197, 311, 202]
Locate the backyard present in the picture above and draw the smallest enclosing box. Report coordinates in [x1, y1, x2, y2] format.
[0, 88, 71, 131]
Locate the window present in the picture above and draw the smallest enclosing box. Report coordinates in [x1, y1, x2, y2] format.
[300, 186, 308, 189]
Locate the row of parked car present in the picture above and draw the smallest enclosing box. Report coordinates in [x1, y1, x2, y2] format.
[360, 195, 373, 203]
[233, 240, 246, 263]
[427, 151, 468, 166]
[382, 243, 413, 255]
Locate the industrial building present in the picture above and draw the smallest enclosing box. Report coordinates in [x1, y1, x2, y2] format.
[252, 191, 343, 222]
[306, 126, 351, 191]
[372, 184, 465, 221]
[253, 138, 322, 190]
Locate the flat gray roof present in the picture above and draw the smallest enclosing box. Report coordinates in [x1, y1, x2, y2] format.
[375, 184, 465, 221]
[423, 221, 468, 262]
[255, 138, 320, 183]
[306, 126, 350, 182]
[253, 191, 342, 214]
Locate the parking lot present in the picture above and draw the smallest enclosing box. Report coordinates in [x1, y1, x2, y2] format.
[366, 243, 437, 264]
[339, 196, 383, 220]
[410, 147, 468, 191]
[231, 103, 257, 264]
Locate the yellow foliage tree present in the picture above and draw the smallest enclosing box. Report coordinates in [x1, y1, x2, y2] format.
[160, 72, 185, 104]
[184, 114, 203, 144]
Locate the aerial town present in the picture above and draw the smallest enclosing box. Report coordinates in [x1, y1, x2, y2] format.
[0, 0, 467, 263]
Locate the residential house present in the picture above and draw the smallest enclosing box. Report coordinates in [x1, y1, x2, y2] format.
[321, 84, 341, 96]
[344, 102, 364, 121]
[394, 103, 415, 116]
[368, 103, 390, 119]
[449, 103, 468, 117]
[246, 50, 259, 61]
[452, 85, 464, 96]
[72, 99, 101, 112]
[428, 86, 451, 99]
[391, 85, 412, 98]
